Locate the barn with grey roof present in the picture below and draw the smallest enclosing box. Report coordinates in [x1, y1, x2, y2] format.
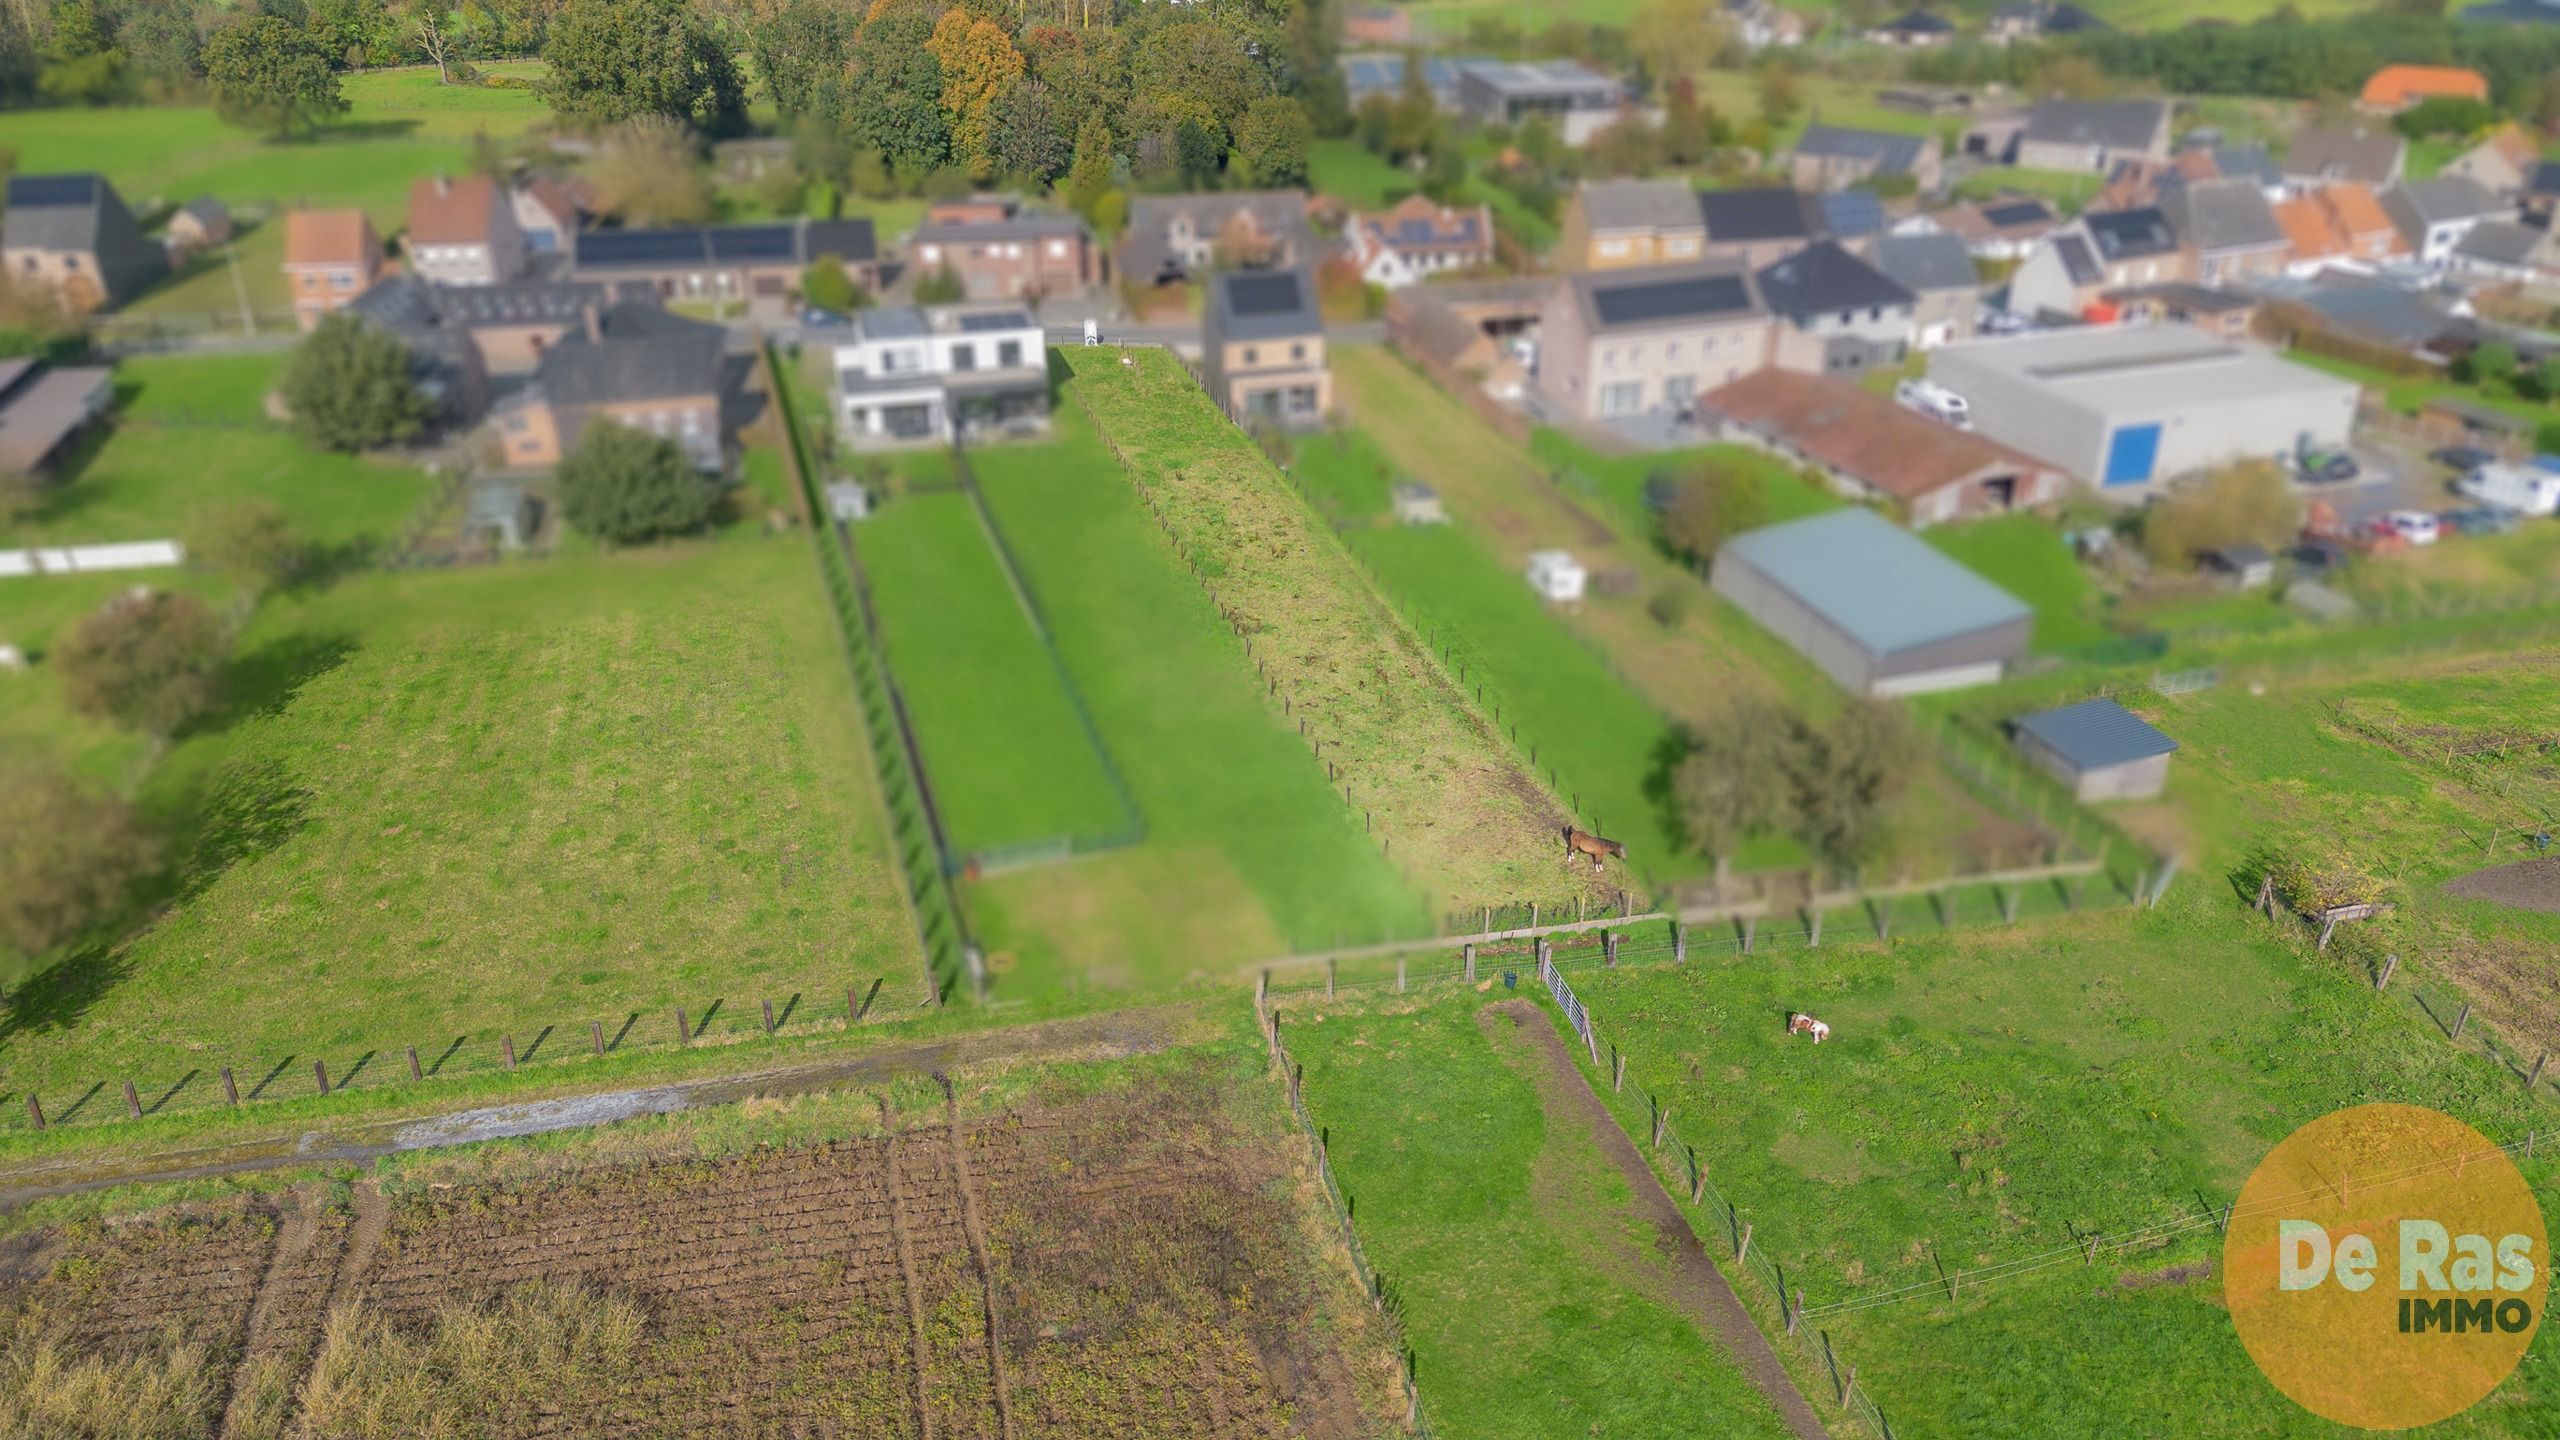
[2011, 697, 2178, 800]
[1710, 507, 2032, 695]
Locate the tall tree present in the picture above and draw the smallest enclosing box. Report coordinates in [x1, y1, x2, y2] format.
[38, 0, 124, 105]
[1629, 0, 1725, 84]
[557, 422, 718, 544]
[1064, 110, 1115, 219]
[1659, 455, 1765, 563]
[189, 499, 302, 596]
[838, 10, 950, 177]
[0, 763, 157, 958]
[53, 589, 227, 739]
[747, 0, 856, 119]
[281, 313, 427, 453]
[927, 6, 1025, 179]
[1672, 695, 1801, 886]
[201, 16, 347, 136]
[990, 79, 1071, 184]
[538, 0, 745, 135]
[1791, 700, 1922, 869]
[1231, 94, 1312, 187]
[1134, 19, 1264, 136]
[590, 115, 715, 224]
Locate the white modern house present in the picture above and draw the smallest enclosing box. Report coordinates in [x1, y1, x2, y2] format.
[833, 304, 1050, 449]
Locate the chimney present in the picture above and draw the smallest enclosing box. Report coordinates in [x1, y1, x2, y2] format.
[580, 304, 601, 342]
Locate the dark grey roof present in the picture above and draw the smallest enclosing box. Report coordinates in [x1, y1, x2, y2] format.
[1575, 262, 1763, 332]
[859, 306, 929, 340]
[535, 301, 726, 408]
[2163, 178, 2285, 253]
[2103, 281, 2255, 312]
[1981, 198, 2057, 230]
[2282, 125, 2405, 185]
[1459, 58, 1622, 100]
[1698, 186, 1817, 243]
[3, 172, 113, 252]
[806, 219, 879, 262]
[2389, 176, 2504, 225]
[1876, 9, 1956, 32]
[911, 209, 1085, 244]
[2023, 98, 2170, 153]
[2044, 2, 2108, 31]
[2211, 144, 2283, 189]
[2053, 233, 2102, 286]
[1872, 233, 1977, 292]
[433, 280, 610, 327]
[2456, 218, 2545, 265]
[2084, 206, 2180, 261]
[2012, 698, 2177, 771]
[1816, 190, 1888, 239]
[1207, 267, 1320, 341]
[571, 217, 874, 271]
[1794, 124, 1930, 176]
[1721, 508, 2031, 657]
[1755, 240, 1915, 317]
[2531, 160, 2560, 194]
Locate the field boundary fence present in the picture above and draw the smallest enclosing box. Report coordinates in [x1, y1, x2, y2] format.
[941, 442, 1147, 874]
[1255, 989, 1433, 1437]
[6, 970, 909, 1138]
[764, 340, 975, 1005]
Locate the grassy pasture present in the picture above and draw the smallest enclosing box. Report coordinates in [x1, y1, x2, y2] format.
[965, 404, 1429, 996]
[1289, 997, 1799, 1440]
[0, 540, 924, 1120]
[1922, 512, 2112, 654]
[1063, 346, 1605, 917]
[855, 487, 1131, 857]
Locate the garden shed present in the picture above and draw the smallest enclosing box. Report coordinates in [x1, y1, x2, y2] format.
[1525, 549, 1587, 602]
[1711, 507, 2031, 695]
[2011, 697, 2178, 801]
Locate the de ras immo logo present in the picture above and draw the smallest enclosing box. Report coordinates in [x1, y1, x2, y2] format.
[2224, 1104, 2549, 1430]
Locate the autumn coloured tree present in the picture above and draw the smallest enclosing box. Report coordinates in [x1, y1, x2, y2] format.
[927, 8, 1026, 179]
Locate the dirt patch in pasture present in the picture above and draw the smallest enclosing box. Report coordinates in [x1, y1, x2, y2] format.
[2443, 857, 2560, 915]
[0, 1076, 1401, 1439]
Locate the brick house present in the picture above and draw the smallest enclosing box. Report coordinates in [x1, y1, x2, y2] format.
[497, 302, 731, 472]
[1, 173, 165, 313]
[907, 195, 1097, 301]
[406, 174, 528, 286]
[1202, 268, 1331, 428]
[1347, 194, 1497, 288]
[1538, 261, 1774, 422]
[283, 209, 389, 329]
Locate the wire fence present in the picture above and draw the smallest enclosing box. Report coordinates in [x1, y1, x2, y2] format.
[1257, 991, 1433, 1437]
[8, 972, 909, 1137]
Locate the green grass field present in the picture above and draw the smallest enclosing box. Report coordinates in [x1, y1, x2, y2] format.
[1527, 427, 1841, 547]
[1064, 346, 1603, 918]
[855, 487, 1131, 858]
[1290, 997, 1799, 1440]
[1923, 512, 2112, 654]
[0, 540, 924, 1120]
[1293, 429, 1701, 886]
[963, 403, 1429, 995]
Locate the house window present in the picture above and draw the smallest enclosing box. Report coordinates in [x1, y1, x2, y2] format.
[1289, 342, 1305, 361]
[998, 339, 1023, 367]
[1244, 346, 1259, 365]
[952, 343, 976, 371]
[64, 255, 80, 271]
[1599, 381, 1643, 416]
[1838, 309, 1853, 325]
[330, 273, 353, 289]
[1665, 341, 1682, 360]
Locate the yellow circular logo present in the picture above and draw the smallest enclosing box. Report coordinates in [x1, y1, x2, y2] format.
[2225, 1104, 2547, 1430]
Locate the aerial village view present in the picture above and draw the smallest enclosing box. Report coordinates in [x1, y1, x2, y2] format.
[0, 0, 2555, 1433]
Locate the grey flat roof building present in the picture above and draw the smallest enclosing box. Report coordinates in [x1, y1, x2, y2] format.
[2011, 697, 2177, 800]
[1711, 507, 2032, 695]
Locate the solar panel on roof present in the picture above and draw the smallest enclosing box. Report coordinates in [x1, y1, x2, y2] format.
[957, 310, 1031, 332]
[7, 174, 96, 207]
[577, 229, 710, 266]
[1590, 274, 1751, 327]
[707, 226, 794, 261]
[1981, 201, 2051, 227]
[1226, 273, 1305, 317]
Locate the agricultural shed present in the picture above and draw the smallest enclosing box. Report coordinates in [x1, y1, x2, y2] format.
[2011, 697, 2177, 801]
[1710, 507, 2031, 696]
[1392, 482, 1446, 525]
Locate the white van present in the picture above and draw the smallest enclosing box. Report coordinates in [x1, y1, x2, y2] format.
[2455, 463, 2560, 518]
[1894, 378, 1972, 430]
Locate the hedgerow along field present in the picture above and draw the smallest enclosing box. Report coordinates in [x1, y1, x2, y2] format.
[1285, 995, 1802, 1440]
[0, 541, 924, 1130]
[961, 403, 1429, 996]
[1064, 346, 1613, 919]
[1535, 894, 2560, 1439]
[853, 486, 1134, 860]
[0, 1035, 1411, 1437]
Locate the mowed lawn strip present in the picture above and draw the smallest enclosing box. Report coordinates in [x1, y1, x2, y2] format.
[0, 542, 923, 1113]
[856, 488, 1129, 856]
[1565, 900, 2559, 1439]
[1064, 347, 1599, 914]
[1293, 433, 1693, 882]
[966, 407, 1427, 995]
[1291, 998, 1798, 1440]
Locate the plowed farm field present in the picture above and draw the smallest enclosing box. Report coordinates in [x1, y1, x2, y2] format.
[0, 1076, 1403, 1437]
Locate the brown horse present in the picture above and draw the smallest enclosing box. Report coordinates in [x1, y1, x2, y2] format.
[1563, 827, 1625, 870]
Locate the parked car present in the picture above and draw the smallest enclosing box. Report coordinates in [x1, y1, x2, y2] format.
[2375, 510, 2441, 546]
[1894, 378, 1972, 429]
[2430, 444, 2495, 472]
[2286, 539, 2352, 574]
[2441, 505, 2521, 536]
[2296, 447, 2359, 483]
[800, 306, 852, 328]
[2455, 462, 2560, 517]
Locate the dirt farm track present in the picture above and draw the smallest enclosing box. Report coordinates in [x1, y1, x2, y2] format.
[2443, 856, 2560, 915]
[0, 1076, 1402, 1438]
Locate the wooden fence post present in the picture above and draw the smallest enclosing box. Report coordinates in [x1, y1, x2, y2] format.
[1258, 969, 1271, 1008]
[2453, 1003, 2471, 1041]
[1736, 1221, 1753, 1265]
[1604, 930, 1619, 966]
[1612, 1048, 1625, 1093]
[312, 1060, 329, 1096]
[676, 1006, 692, 1044]
[1688, 1144, 1705, 1203]
[1742, 916, 1756, 954]
[762, 998, 776, 1035]
[406, 1046, 422, 1081]
[2000, 885, 2020, 924]
[1326, 958, 1337, 999]
[221, 1067, 239, 1107]
[123, 1080, 141, 1119]
[1651, 1099, 1667, 1149]
[1396, 956, 1406, 993]
[502, 1035, 517, 1071]
[2377, 954, 2398, 991]
[591, 1021, 606, 1056]
[1673, 922, 1687, 962]
[1789, 1288, 1804, 1336]
[2318, 912, 2340, 950]
[2530, 1051, 2550, 1091]
[1807, 908, 1823, 949]
[24, 1094, 42, 1131]
[1463, 944, 1476, 982]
